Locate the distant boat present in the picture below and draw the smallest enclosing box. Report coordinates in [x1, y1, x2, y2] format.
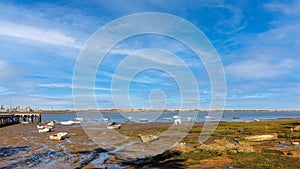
[21, 121, 29, 124]
[163, 117, 172, 121]
[60, 120, 81, 125]
[291, 142, 300, 146]
[127, 117, 134, 120]
[172, 115, 181, 119]
[254, 119, 260, 122]
[139, 118, 148, 123]
[186, 117, 196, 121]
[49, 132, 68, 141]
[39, 128, 50, 133]
[102, 117, 109, 121]
[74, 118, 83, 121]
[107, 122, 121, 129]
[233, 116, 240, 119]
[204, 115, 211, 119]
[138, 133, 159, 142]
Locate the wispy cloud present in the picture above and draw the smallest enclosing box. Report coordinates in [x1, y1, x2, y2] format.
[0, 21, 82, 48]
[226, 58, 295, 79]
[265, 1, 300, 15]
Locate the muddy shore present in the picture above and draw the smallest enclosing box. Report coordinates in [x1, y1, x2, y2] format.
[1, 120, 300, 168]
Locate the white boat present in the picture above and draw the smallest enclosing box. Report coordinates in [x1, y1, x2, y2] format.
[172, 115, 181, 119]
[21, 121, 29, 124]
[60, 120, 81, 125]
[163, 117, 172, 121]
[186, 117, 196, 121]
[102, 117, 109, 121]
[39, 128, 50, 133]
[47, 121, 55, 126]
[254, 119, 260, 122]
[107, 122, 121, 129]
[75, 118, 83, 121]
[174, 118, 182, 125]
[127, 117, 134, 120]
[139, 118, 148, 122]
[49, 132, 68, 141]
[37, 124, 53, 129]
[37, 125, 44, 129]
[204, 115, 211, 119]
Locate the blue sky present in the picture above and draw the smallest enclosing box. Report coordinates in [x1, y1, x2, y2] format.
[0, 0, 299, 110]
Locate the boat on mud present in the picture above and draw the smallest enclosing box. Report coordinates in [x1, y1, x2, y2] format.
[37, 124, 53, 129]
[60, 120, 81, 125]
[107, 122, 121, 129]
[239, 133, 278, 142]
[138, 133, 160, 142]
[39, 128, 50, 133]
[49, 132, 68, 141]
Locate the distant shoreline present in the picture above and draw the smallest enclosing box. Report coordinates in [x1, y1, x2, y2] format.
[34, 109, 300, 114]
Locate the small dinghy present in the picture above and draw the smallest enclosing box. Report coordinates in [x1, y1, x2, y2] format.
[107, 122, 121, 129]
[49, 132, 68, 141]
[138, 133, 160, 143]
[39, 128, 50, 133]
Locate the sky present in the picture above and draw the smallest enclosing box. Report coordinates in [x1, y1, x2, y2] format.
[0, 0, 300, 110]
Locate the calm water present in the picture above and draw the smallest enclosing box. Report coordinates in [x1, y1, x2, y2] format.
[42, 111, 300, 123]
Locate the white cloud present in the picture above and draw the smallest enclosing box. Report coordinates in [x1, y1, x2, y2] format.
[226, 58, 295, 79]
[38, 83, 72, 88]
[0, 21, 82, 48]
[265, 1, 300, 15]
[38, 83, 115, 91]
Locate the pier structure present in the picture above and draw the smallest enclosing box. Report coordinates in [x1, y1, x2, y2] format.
[0, 112, 41, 126]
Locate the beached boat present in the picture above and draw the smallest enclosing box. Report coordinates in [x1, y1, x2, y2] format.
[291, 141, 300, 146]
[107, 122, 121, 129]
[37, 124, 53, 129]
[21, 121, 29, 124]
[239, 133, 278, 142]
[39, 128, 50, 133]
[138, 133, 160, 142]
[174, 118, 182, 125]
[47, 121, 55, 126]
[49, 132, 68, 141]
[60, 120, 81, 125]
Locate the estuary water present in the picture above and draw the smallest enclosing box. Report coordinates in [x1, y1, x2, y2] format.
[42, 111, 300, 123]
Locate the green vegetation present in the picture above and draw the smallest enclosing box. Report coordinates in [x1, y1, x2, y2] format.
[229, 152, 300, 169]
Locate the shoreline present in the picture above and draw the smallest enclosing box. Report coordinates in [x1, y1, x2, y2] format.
[1, 119, 300, 168]
[36, 109, 300, 114]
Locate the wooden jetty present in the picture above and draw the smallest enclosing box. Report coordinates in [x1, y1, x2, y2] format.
[0, 112, 41, 126]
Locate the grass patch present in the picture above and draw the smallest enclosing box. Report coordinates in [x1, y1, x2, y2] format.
[230, 152, 300, 169]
